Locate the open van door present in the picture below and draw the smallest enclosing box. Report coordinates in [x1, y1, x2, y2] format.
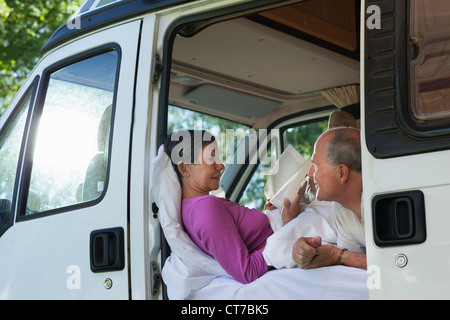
[0, 20, 141, 299]
[363, 0, 450, 299]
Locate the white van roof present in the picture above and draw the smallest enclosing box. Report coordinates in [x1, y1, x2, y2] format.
[40, 0, 194, 56]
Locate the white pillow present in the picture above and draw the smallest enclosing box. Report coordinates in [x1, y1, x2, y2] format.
[150, 145, 227, 275]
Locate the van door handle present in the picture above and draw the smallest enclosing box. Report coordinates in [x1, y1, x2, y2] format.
[90, 227, 125, 272]
[372, 190, 426, 247]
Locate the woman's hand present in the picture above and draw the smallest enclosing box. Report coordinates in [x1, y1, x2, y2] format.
[264, 200, 276, 211]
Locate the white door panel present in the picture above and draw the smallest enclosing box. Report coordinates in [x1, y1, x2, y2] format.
[0, 20, 141, 299]
[363, 0, 450, 299]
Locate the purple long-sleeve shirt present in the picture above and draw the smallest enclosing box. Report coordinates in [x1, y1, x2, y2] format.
[182, 195, 274, 284]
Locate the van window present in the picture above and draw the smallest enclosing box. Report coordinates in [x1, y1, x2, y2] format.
[168, 105, 250, 164]
[283, 119, 328, 158]
[239, 118, 327, 210]
[23, 50, 118, 216]
[410, 0, 450, 122]
[365, 0, 450, 158]
[0, 88, 32, 234]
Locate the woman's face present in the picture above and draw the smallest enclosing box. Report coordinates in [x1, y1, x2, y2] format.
[182, 142, 225, 195]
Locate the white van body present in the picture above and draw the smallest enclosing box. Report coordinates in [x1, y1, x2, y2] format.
[1, 0, 449, 300]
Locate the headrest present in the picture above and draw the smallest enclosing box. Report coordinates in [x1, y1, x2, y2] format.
[327, 110, 359, 129]
[97, 105, 112, 152]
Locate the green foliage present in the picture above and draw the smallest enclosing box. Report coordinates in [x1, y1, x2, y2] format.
[168, 105, 249, 163]
[0, 0, 83, 114]
[284, 119, 328, 159]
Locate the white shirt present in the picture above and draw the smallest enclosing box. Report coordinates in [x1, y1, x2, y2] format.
[332, 201, 366, 253]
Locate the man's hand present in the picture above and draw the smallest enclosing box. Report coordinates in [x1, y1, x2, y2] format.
[281, 193, 302, 225]
[292, 236, 323, 268]
[292, 237, 367, 270]
[292, 236, 341, 269]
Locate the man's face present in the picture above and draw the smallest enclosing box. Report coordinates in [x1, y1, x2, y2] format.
[309, 135, 340, 202]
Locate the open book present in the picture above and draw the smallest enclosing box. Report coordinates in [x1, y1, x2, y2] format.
[264, 144, 312, 209]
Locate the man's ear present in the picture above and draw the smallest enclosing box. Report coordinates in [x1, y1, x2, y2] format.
[338, 164, 350, 184]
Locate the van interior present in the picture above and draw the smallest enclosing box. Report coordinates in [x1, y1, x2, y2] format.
[166, 0, 361, 208]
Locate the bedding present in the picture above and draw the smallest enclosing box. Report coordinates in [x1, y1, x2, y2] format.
[163, 252, 368, 300]
[152, 145, 368, 300]
[186, 265, 368, 300]
[263, 201, 338, 269]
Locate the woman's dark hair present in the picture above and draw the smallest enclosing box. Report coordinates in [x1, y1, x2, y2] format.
[164, 129, 216, 184]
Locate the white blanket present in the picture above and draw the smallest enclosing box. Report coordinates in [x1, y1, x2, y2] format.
[186, 265, 368, 300]
[263, 200, 337, 269]
[152, 145, 368, 300]
[163, 252, 368, 300]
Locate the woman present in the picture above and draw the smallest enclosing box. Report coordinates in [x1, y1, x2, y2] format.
[164, 129, 301, 284]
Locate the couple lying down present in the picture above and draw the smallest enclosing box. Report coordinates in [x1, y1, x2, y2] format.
[152, 129, 367, 299]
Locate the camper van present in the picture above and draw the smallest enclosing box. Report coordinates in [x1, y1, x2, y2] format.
[1, 0, 449, 300]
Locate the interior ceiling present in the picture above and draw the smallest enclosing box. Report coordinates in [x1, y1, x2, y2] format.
[172, 17, 360, 96]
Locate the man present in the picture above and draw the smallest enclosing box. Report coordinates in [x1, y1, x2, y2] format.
[291, 127, 367, 270]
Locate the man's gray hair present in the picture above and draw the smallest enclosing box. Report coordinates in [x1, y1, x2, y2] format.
[325, 127, 361, 172]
